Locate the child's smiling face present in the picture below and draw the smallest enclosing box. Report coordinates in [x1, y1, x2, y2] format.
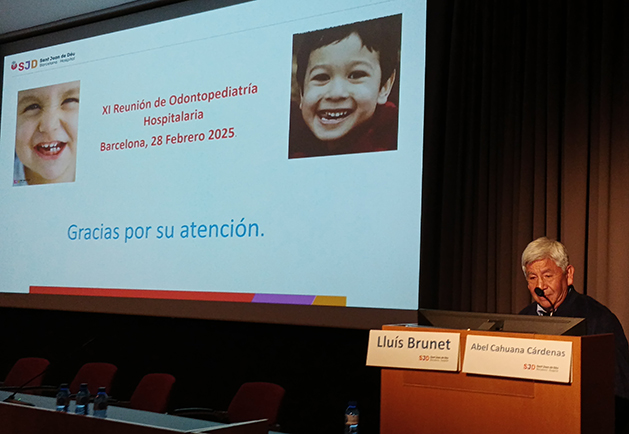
[300, 33, 393, 142]
[15, 81, 79, 184]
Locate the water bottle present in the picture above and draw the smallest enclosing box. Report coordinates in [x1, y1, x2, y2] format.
[93, 386, 108, 418]
[75, 383, 90, 415]
[55, 383, 70, 412]
[344, 401, 359, 433]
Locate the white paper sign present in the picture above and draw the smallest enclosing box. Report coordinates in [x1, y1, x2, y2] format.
[462, 335, 573, 383]
[366, 330, 460, 371]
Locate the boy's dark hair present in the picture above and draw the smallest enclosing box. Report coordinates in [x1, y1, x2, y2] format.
[295, 14, 402, 91]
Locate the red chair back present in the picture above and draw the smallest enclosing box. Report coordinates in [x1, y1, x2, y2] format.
[130, 373, 176, 413]
[228, 382, 285, 425]
[69, 362, 117, 396]
[3, 357, 50, 388]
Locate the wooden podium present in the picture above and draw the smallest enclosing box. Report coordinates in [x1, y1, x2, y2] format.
[380, 325, 615, 434]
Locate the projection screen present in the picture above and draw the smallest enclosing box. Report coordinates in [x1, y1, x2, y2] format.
[0, 0, 426, 328]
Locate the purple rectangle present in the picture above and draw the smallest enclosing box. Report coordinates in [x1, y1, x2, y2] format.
[252, 294, 316, 305]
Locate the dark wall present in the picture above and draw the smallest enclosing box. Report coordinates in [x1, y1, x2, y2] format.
[0, 307, 381, 434]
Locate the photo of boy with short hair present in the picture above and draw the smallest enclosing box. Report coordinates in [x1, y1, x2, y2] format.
[289, 14, 401, 159]
[13, 80, 80, 186]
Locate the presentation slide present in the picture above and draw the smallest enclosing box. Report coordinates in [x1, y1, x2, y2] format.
[0, 0, 426, 313]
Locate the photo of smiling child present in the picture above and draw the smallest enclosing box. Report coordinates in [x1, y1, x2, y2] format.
[13, 80, 80, 186]
[289, 15, 401, 159]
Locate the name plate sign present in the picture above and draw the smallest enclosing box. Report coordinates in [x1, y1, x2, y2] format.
[366, 330, 460, 371]
[462, 335, 573, 383]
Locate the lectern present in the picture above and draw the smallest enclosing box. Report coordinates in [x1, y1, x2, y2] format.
[379, 325, 614, 434]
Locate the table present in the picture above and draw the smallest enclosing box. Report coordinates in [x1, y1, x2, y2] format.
[0, 391, 269, 434]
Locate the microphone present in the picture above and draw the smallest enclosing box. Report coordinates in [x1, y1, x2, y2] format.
[2, 365, 49, 406]
[534, 287, 555, 316]
[2, 335, 99, 406]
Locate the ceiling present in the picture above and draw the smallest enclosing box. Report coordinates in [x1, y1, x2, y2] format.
[0, 0, 138, 37]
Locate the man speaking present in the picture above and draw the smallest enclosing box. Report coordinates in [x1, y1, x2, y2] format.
[519, 237, 629, 433]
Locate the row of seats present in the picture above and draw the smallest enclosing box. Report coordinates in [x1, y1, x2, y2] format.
[0, 358, 174, 413]
[1, 357, 285, 428]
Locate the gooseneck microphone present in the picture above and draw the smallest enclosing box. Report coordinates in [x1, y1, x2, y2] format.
[2, 365, 49, 405]
[534, 287, 555, 316]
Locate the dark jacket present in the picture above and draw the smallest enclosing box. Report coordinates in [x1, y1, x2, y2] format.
[520, 288, 629, 399]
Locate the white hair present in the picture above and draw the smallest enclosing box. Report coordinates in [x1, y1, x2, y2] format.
[521, 237, 570, 277]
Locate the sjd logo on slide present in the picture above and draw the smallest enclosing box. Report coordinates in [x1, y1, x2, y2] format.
[12, 59, 38, 71]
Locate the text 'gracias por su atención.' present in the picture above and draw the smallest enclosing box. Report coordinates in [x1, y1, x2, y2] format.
[67, 219, 264, 243]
